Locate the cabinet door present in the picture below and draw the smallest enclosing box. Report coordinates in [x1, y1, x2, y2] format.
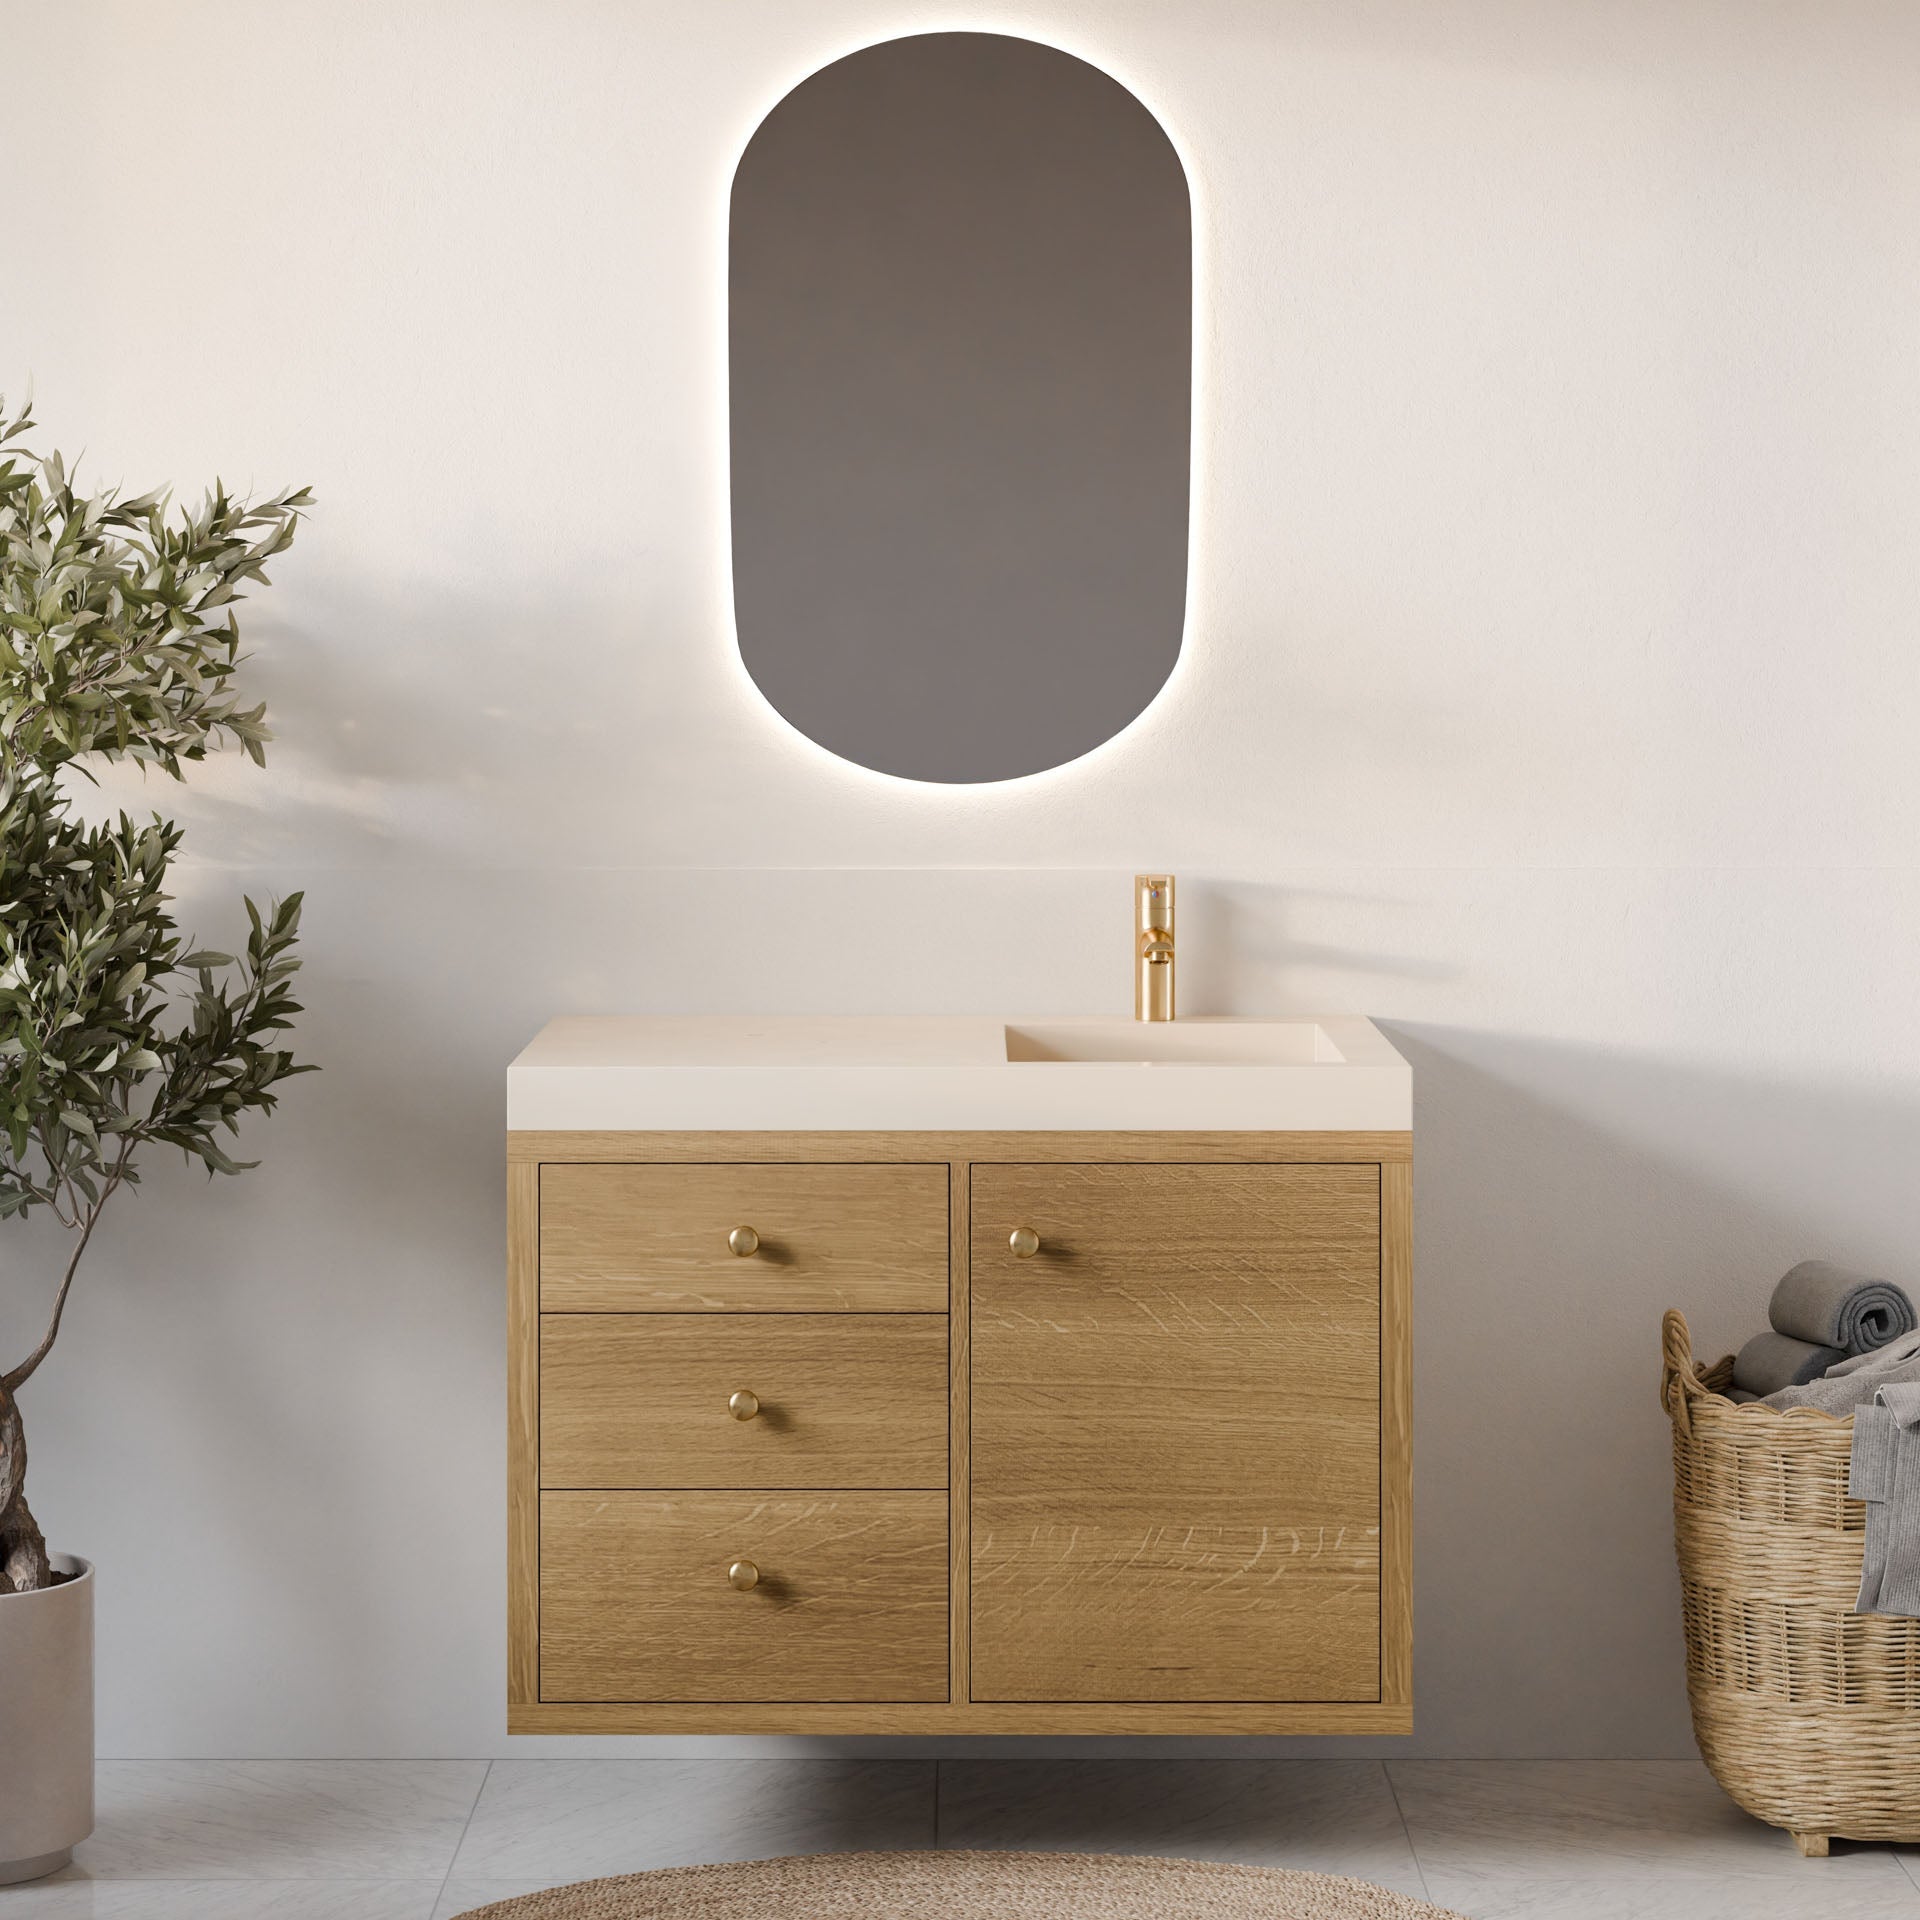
[971, 1163, 1380, 1702]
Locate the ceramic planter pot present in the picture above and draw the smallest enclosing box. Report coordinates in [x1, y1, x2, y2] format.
[0, 1554, 93, 1883]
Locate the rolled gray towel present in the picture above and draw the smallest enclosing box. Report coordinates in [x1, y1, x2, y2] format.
[1733, 1328, 1847, 1397]
[1771, 1260, 1916, 1355]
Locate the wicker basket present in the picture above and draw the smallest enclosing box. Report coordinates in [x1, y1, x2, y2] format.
[1662, 1309, 1920, 1856]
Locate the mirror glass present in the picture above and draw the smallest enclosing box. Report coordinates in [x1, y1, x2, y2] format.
[730, 32, 1192, 783]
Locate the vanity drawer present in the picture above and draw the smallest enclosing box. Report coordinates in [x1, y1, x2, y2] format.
[540, 1314, 948, 1488]
[539, 1163, 948, 1312]
[540, 1490, 949, 1702]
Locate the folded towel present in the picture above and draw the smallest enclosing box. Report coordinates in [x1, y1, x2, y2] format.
[1850, 1381, 1920, 1617]
[1770, 1259, 1916, 1354]
[1733, 1328, 1846, 1397]
[1764, 1329, 1920, 1413]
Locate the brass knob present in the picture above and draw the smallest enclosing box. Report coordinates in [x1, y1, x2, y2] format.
[728, 1389, 760, 1422]
[727, 1558, 760, 1591]
[1009, 1226, 1040, 1259]
[728, 1225, 760, 1257]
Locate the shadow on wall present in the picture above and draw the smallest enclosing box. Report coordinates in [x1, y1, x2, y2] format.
[1177, 882, 1461, 1012]
[13, 867, 548, 1756]
[30, 875, 1920, 1758]
[1383, 1023, 1920, 1758]
[77, 569, 678, 870]
[865, 1017, 1920, 1764]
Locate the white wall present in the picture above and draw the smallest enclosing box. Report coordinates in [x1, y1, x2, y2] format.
[3, 0, 1917, 1759]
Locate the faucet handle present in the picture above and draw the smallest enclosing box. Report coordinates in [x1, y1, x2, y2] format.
[1136, 873, 1175, 933]
[1135, 874, 1175, 1022]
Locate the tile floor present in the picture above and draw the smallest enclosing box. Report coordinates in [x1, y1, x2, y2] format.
[5, 1759, 1919, 1918]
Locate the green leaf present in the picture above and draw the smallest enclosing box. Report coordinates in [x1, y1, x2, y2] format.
[0, 397, 317, 1281]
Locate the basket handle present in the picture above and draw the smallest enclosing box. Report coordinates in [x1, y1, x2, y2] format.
[1662, 1308, 1709, 1438]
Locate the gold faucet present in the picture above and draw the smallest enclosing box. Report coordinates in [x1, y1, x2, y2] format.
[1135, 874, 1175, 1021]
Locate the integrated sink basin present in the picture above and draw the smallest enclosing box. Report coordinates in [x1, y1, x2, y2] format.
[1003, 1020, 1344, 1065]
[508, 1015, 1409, 1134]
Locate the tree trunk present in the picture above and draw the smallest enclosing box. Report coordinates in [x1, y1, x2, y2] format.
[0, 1381, 50, 1594]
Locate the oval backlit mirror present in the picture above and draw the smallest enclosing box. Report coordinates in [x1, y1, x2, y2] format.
[729, 32, 1192, 784]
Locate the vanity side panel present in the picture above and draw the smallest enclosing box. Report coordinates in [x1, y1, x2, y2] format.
[1381, 1156, 1413, 1712]
[950, 1153, 971, 1708]
[507, 1159, 540, 1708]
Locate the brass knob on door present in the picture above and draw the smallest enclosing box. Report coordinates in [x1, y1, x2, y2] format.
[727, 1559, 760, 1591]
[1009, 1227, 1040, 1259]
[728, 1225, 760, 1257]
[727, 1389, 760, 1422]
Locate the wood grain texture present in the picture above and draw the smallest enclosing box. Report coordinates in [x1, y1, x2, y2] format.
[539, 1490, 948, 1702]
[508, 1131, 1413, 1733]
[510, 1699, 1414, 1734]
[539, 1162, 948, 1312]
[512, 1130, 1412, 1165]
[539, 1314, 948, 1489]
[507, 1160, 540, 1707]
[949, 1157, 971, 1707]
[1380, 1157, 1413, 1712]
[970, 1162, 1382, 1703]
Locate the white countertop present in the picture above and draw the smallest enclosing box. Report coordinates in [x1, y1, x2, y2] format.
[507, 1015, 1411, 1133]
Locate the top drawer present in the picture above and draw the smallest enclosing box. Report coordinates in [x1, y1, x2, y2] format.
[539, 1163, 949, 1311]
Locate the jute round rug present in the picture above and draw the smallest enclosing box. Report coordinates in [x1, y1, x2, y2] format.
[449, 1850, 1463, 1919]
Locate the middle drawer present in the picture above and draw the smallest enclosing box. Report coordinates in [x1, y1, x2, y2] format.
[540, 1314, 948, 1489]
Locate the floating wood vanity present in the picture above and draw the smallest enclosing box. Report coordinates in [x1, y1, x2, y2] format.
[507, 1016, 1411, 1734]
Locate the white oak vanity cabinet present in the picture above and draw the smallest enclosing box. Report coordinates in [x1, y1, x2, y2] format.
[507, 1017, 1411, 1735]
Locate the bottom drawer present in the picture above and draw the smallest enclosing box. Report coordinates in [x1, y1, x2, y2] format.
[539, 1491, 949, 1702]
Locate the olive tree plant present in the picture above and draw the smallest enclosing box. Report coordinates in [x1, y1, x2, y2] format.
[0, 401, 314, 1592]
